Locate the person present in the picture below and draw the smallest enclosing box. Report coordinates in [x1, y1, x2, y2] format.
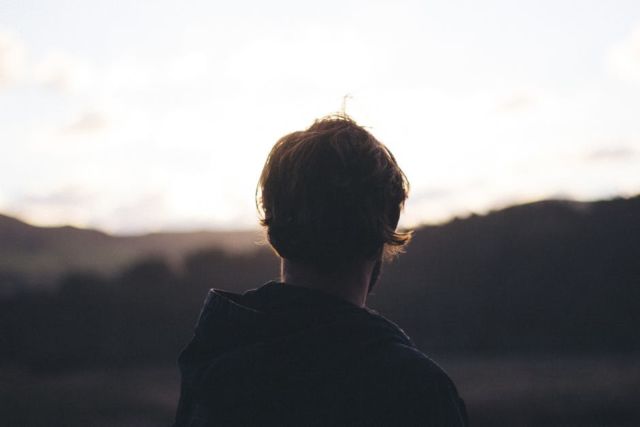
[173, 115, 468, 426]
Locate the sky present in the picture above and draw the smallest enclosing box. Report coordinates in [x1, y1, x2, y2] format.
[1, 0, 639, 233]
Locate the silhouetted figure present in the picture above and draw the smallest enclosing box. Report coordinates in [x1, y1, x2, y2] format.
[173, 115, 468, 426]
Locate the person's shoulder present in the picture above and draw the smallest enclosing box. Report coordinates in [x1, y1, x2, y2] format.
[355, 342, 469, 426]
[357, 311, 454, 384]
[363, 340, 455, 393]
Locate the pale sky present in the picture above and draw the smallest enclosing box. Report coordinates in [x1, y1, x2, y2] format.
[1, 0, 639, 233]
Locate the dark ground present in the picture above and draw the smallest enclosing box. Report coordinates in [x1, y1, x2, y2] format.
[2, 355, 638, 426]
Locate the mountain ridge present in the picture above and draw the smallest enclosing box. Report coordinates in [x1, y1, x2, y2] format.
[1, 194, 638, 292]
[0, 213, 264, 289]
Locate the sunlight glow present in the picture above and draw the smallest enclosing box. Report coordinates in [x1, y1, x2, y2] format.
[1, 1, 639, 232]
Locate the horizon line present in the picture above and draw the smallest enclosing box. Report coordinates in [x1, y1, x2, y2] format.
[2, 192, 637, 238]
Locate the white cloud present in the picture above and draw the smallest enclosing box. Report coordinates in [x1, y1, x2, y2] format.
[34, 51, 94, 94]
[585, 145, 637, 162]
[607, 24, 640, 84]
[62, 111, 109, 134]
[16, 187, 96, 207]
[7, 186, 99, 228]
[497, 92, 537, 113]
[97, 193, 169, 234]
[0, 31, 26, 89]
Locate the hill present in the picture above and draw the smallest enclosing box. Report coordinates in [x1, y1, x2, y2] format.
[369, 195, 640, 354]
[0, 214, 264, 292]
[1, 194, 638, 304]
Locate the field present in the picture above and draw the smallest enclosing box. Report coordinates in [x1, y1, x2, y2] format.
[2, 355, 639, 426]
[443, 355, 640, 427]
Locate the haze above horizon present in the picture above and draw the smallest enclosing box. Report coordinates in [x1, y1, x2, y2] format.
[1, 0, 640, 233]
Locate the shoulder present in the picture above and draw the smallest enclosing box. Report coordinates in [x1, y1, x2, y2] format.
[361, 341, 456, 396]
[353, 342, 469, 426]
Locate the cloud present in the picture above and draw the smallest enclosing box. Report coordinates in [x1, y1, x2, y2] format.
[497, 93, 537, 113]
[607, 25, 640, 84]
[100, 193, 169, 234]
[62, 111, 109, 134]
[8, 188, 171, 233]
[411, 187, 454, 202]
[16, 187, 96, 207]
[1, 31, 95, 95]
[34, 51, 93, 94]
[585, 146, 637, 162]
[0, 31, 26, 89]
[6, 187, 99, 228]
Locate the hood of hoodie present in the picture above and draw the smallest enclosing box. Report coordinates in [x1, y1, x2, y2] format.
[177, 281, 414, 412]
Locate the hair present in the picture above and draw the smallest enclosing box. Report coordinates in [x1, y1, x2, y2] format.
[257, 114, 411, 270]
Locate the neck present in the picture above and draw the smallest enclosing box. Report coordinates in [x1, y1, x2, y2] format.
[280, 259, 375, 307]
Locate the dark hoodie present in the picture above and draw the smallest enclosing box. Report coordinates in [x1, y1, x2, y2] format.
[173, 281, 468, 426]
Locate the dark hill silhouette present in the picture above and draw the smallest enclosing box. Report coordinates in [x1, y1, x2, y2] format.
[369, 195, 640, 354]
[0, 214, 262, 292]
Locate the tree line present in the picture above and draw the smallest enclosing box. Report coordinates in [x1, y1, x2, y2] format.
[1, 197, 639, 371]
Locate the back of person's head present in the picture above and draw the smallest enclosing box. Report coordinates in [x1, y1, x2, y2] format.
[257, 114, 411, 271]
